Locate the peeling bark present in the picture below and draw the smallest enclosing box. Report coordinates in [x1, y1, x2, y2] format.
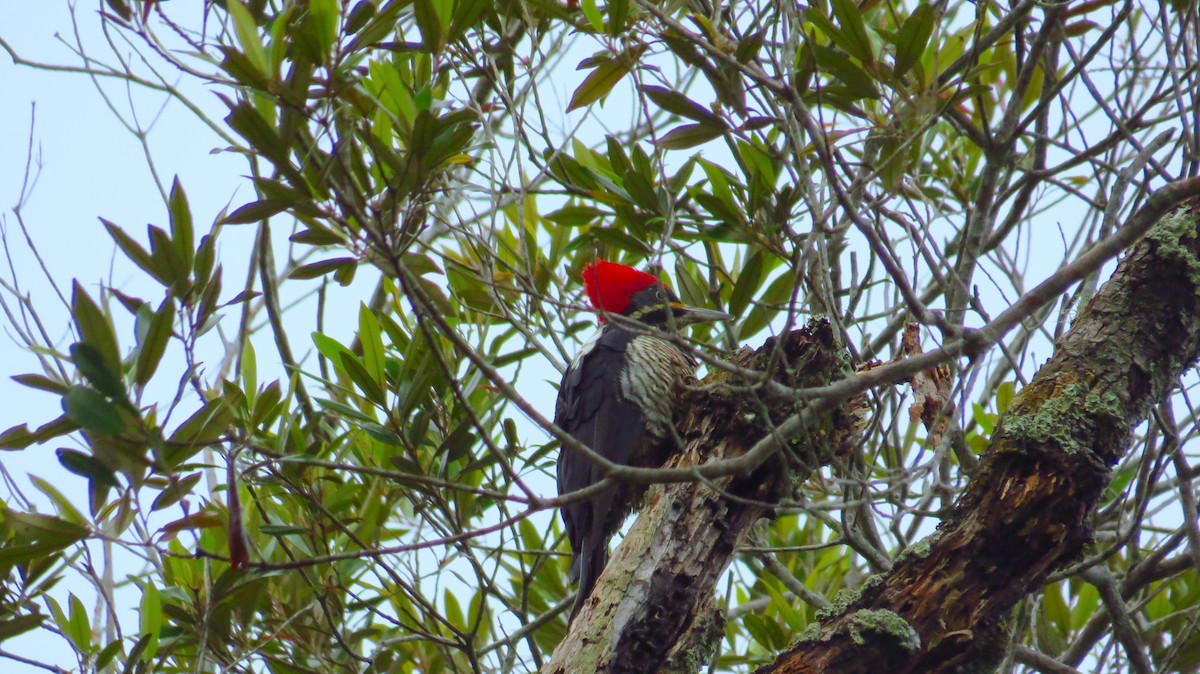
[760, 198, 1200, 673]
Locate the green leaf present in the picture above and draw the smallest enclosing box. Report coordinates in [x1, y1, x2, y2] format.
[57, 448, 121, 488]
[226, 0, 268, 75]
[971, 402, 996, 435]
[11, 373, 69, 395]
[308, 0, 339, 58]
[813, 45, 880, 99]
[39, 414, 81, 441]
[641, 85, 725, 126]
[739, 269, 792, 339]
[605, 135, 633, 179]
[439, 422, 475, 463]
[1043, 582, 1071, 636]
[67, 593, 91, 653]
[150, 473, 202, 512]
[359, 304, 386, 386]
[72, 282, 121, 377]
[345, 1, 376, 35]
[729, 252, 765, 317]
[71, 343, 127, 402]
[334, 261, 357, 288]
[196, 269, 224, 331]
[125, 634, 153, 671]
[139, 582, 161, 661]
[102, 219, 162, 284]
[95, 640, 123, 670]
[567, 60, 631, 112]
[669, 157, 696, 196]
[804, 6, 847, 50]
[736, 30, 765, 64]
[607, 0, 629, 35]
[260, 524, 311, 536]
[65, 386, 126, 435]
[697, 159, 739, 217]
[580, 0, 604, 32]
[1070, 582, 1100, 629]
[147, 224, 189, 290]
[444, 588, 465, 631]
[312, 331, 351, 365]
[828, 0, 876, 65]
[135, 298, 175, 388]
[413, 0, 448, 52]
[193, 233, 216, 284]
[290, 225, 344, 246]
[168, 178, 194, 270]
[0, 614, 43, 641]
[250, 380, 283, 429]
[4, 416, 79, 450]
[545, 204, 607, 227]
[5, 510, 90, 547]
[168, 400, 231, 445]
[219, 44, 273, 92]
[739, 139, 778, 188]
[240, 339, 258, 403]
[0, 424, 38, 450]
[1037, 582, 1070, 656]
[290, 257, 358, 280]
[341, 352, 387, 406]
[29, 475, 88, 526]
[876, 136, 909, 191]
[744, 613, 787, 650]
[674, 260, 709, 310]
[316, 397, 376, 425]
[0, 541, 75, 566]
[448, 0, 487, 41]
[221, 198, 294, 224]
[221, 289, 259, 308]
[996, 381, 1015, 414]
[655, 123, 728, 150]
[104, 0, 132, 22]
[894, 3, 934, 78]
[222, 96, 288, 163]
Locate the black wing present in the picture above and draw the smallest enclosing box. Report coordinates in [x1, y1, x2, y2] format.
[554, 328, 645, 612]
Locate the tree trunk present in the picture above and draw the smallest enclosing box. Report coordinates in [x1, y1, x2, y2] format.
[762, 192, 1200, 672]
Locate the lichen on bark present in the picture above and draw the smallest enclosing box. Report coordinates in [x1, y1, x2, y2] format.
[757, 196, 1200, 674]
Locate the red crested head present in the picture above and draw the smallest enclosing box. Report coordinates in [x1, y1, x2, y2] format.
[582, 260, 660, 321]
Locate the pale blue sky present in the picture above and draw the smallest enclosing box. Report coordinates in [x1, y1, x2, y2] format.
[2, 5, 249, 670]
[2, 3, 246, 491]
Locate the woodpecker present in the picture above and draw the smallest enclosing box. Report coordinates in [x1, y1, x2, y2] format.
[555, 260, 730, 618]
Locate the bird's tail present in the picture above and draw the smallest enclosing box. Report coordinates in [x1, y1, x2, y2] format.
[569, 543, 607, 620]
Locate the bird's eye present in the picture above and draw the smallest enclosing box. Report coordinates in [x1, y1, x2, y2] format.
[655, 287, 666, 301]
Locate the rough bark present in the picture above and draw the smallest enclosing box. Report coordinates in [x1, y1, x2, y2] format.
[544, 319, 862, 673]
[761, 197, 1200, 673]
